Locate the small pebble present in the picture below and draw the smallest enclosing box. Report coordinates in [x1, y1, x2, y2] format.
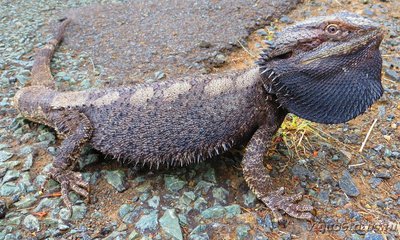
[135, 210, 158, 232]
[198, 40, 212, 48]
[243, 190, 257, 207]
[201, 205, 225, 219]
[339, 170, 360, 197]
[280, 15, 293, 23]
[224, 204, 241, 218]
[193, 197, 208, 211]
[0, 151, 13, 162]
[203, 167, 217, 183]
[256, 29, 268, 36]
[164, 175, 186, 192]
[318, 190, 330, 204]
[0, 200, 7, 218]
[363, 8, 375, 16]
[58, 224, 70, 231]
[159, 209, 183, 240]
[127, 230, 140, 240]
[194, 180, 214, 194]
[14, 194, 36, 209]
[118, 204, 135, 219]
[23, 215, 40, 232]
[364, 232, 384, 240]
[368, 177, 382, 189]
[320, 170, 333, 183]
[375, 171, 391, 179]
[236, 225, 251, 240]
[257, 214, 274, 232]
[291, 164, 316, 181]
[104, 170, 127, 192]
[213, 53, 226, 66]
[2, 170, 20, 183]
[385, 69, 399, 82]
[154, 71, 165, 80]
[147, 196, 160, 209]
[392, 181, 400, 194]
[22, 154, 33, 171]
[212, 187, 228, 204]
[0, 182, 20, 196]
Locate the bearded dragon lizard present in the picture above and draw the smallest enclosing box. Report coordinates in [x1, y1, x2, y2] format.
[14, 12, 384, 221]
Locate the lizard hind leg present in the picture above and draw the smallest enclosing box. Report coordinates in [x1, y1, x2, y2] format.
[242, 124, 313, 222]
[46, 110, 93, 208]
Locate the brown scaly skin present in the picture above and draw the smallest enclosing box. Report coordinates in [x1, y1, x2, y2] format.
[13, 13, 384, 221]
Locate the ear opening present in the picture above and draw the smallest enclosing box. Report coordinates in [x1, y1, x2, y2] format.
[275, 51, 293, 60]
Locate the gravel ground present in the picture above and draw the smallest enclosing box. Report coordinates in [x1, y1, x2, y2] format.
[61, 0, 298, 86]
[0, 0, 399, 239]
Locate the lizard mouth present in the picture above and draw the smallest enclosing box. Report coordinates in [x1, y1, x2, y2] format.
[299, 29, 384, 65]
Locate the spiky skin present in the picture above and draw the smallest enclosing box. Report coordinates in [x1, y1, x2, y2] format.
[14, 13, 384, 221]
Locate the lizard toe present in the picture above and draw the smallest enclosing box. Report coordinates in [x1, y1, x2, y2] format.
[48, 167, 90, 208]
[262, 187, 314, 221]
[60, 181, 73, 208]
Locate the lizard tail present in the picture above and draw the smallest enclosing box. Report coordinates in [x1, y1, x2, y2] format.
[29, 18, 71, 87]
[13, 18, 70, 125]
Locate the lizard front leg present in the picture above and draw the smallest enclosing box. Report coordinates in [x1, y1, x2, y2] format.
[242, 124, 313, 222]
[46, 110, 93, 208]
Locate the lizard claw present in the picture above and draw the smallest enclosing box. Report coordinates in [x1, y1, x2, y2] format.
[262, 187, 313, 222]
[47, 167, 90, 208]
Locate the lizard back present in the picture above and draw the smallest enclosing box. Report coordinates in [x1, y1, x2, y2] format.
[16, 68, 277, 167]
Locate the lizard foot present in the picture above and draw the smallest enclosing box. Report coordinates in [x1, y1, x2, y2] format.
[262, 187, 313, 222]
[47, 167, 90, 208]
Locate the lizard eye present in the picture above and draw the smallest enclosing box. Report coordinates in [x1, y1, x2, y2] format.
[325, 24, 339, 34]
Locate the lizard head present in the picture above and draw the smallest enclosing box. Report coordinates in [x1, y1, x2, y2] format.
[258, 12, 384, 124]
